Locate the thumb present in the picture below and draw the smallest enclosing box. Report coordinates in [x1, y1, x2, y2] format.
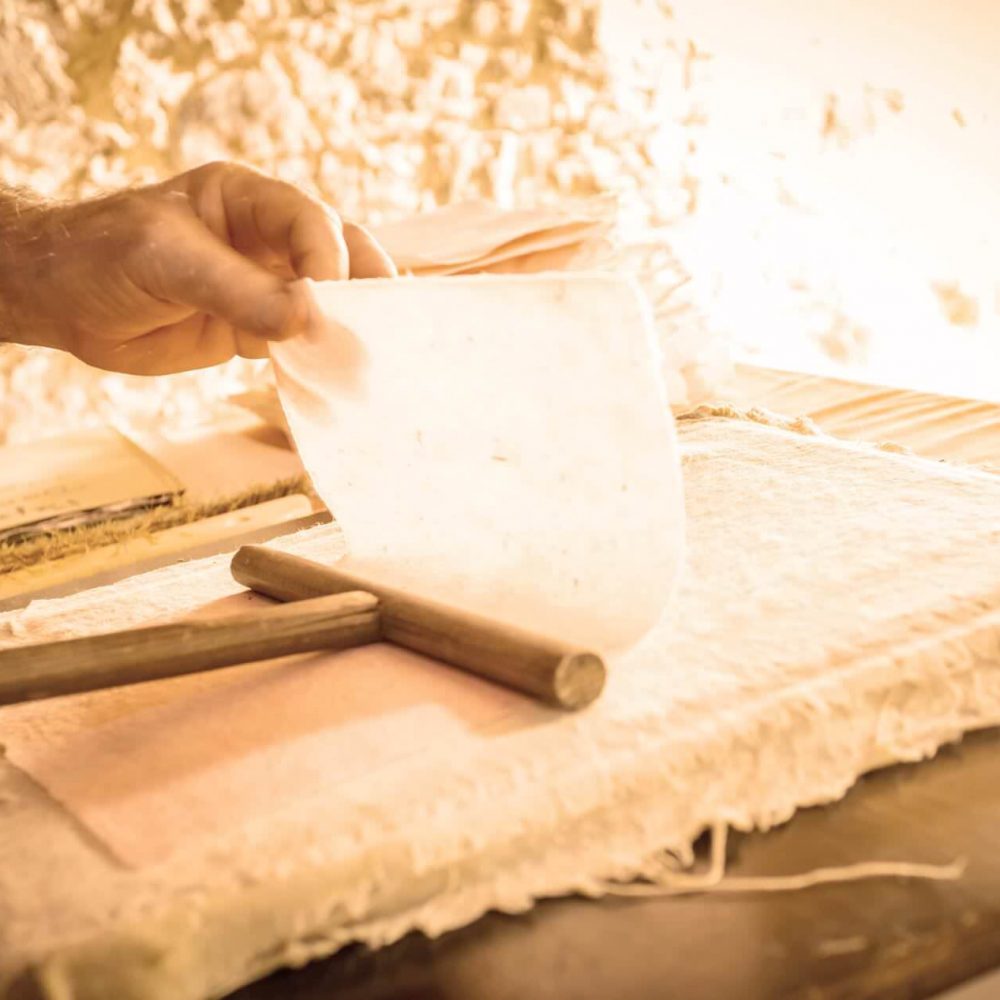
[139, 209, 305, 339]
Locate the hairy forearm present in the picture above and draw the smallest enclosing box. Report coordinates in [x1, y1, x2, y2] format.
[0, 183, 55, 347]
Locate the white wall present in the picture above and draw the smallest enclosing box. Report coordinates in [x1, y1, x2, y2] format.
[663, 0, 1000, 397]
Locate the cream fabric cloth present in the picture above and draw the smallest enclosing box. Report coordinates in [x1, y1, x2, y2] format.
[1, 413, 998, 1000]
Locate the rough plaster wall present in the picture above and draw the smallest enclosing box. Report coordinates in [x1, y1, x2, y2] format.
[0, 0, 718, 445]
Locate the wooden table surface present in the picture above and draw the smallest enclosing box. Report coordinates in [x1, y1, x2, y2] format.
[232, 726, 1000, 1000]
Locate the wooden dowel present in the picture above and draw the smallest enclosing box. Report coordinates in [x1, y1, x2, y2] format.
[231, 546, 606, 711]
[0, 591, 380, 707]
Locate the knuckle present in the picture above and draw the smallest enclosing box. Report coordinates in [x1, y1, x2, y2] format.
[192, 159, 235, 182]
[216, 160, 266, 190]
[182, 159, 248, 200]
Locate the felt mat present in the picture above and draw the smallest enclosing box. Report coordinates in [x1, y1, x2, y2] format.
[0, 412, 998, 1000]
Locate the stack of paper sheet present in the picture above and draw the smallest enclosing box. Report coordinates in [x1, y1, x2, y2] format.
[370, 198, 615, 276]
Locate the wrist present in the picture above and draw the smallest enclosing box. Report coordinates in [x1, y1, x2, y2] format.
[0, 186, 62, 350]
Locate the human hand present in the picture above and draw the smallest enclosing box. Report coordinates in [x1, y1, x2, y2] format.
[0, 162, 396, 375]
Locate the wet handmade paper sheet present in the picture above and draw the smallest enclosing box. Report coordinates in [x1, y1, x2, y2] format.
[270, 274, 685, 648]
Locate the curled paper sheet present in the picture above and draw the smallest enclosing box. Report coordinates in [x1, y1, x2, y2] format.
[271, 274, 685, 649]
[369, 198, 616, 274]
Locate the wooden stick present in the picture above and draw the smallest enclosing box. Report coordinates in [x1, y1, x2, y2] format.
[0, 591, 380, 707]
[231, 546, 606, 710]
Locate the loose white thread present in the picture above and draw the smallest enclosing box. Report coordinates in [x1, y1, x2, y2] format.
[600, 823, 966, 897]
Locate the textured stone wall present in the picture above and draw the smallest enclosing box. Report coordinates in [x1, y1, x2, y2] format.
[0, 0, 715, 443]
[1, 0, 692, 215]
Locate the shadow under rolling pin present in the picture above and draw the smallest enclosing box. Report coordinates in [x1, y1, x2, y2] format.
[231, 545, 606, 711]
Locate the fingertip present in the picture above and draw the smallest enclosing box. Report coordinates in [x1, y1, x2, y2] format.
[260, 279, 315, 342]
[344, 222, 397, 279]
[292, 205, 350, 281]
[241, 285, 292, 341]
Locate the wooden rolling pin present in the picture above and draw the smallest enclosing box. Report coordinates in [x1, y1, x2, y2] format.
[231, 545, 606, 710]
[0, 591, 379, 707]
